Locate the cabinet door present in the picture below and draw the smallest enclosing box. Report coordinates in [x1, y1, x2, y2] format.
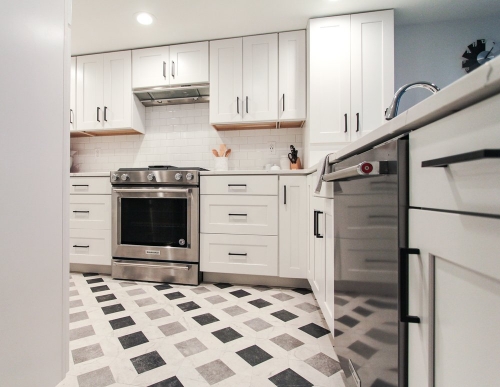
[350, 10, 394, 141]
[103, 50, 132, 129]
[132, 46, 170, 88]
[279, 31, 306, 121]
[310, 196, 325, 303]
[209, 38, 243, 124]
[409, 209, 500, 387]
[322, 198, 334, 330]
[307, 177, 315, 283]
[170, 41, 209, 86]
[70, 57, 76, 131]
[308, 16, 351, 143]
[76, 54, 104, 130]
[242, 34, 278, 122]
[279, 176, 308, 278]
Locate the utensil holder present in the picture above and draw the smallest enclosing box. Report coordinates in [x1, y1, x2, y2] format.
[214, 157, 229, 171]
[290, 157, 302, 170]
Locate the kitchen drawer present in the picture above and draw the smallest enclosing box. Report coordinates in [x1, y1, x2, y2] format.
[70, 176, 111, 195]
[200, 175, 278, 196]
[410, 93, 500, 216]
[70, 195, 111, 230]
[70, 229, 112, 266]
[201, 195, 278, 235]
[200, 234, 278, 276]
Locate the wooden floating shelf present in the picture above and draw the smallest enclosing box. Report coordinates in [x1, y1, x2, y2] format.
[212, 120, 305, 131]
[70, 129, 144, 138]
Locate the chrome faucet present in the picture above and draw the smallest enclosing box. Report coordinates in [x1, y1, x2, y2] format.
[385, 81, 440, 120]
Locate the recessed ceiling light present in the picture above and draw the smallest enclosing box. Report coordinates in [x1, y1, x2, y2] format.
[136, 12, 154, 25]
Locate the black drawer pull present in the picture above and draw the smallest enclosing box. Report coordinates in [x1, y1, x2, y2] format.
[228, 253, 247, 256]
[422, 149, 500, 168]
[72, 185, 89, 187]
[73, 245, 89, 248]
[399, 248, 421, 324]
[229, 213, 247, 216]
[228, 184, 247, 187]
[73, 211, 90, 213]
[344, 114, 347, 133]
[315, 211, 324, 239]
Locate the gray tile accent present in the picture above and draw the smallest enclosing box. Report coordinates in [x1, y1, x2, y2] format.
[158, 321, 187, 337]
[222, 305, 247, 317]
[271, 292, 294, 301]
[69, 325, 95, 341]
[72, 343, 104, 365]
[77, 366, 115, 387]
[146, 308, 170, 320]
[69, 299, 83, 309]
[127, 288, 146, 296]
[69, 290, 79, 297]
[196, 359, 235, 385]
[305, 352, 342, 376]
[205, 295, 227, 304]
[69, 311, 89, 323]
[270, 333, 304, 351]
[191, 286, 211, 294]
[174, 337, 208, 357]
[119, 281, 137, 287]
[244, 317, 272, 332]
[135, 297, 157, 307]
[294, 302, 320, 313]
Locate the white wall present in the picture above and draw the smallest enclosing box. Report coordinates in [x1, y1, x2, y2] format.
[71, 103, 304, 172]
[0, 0, 69, 386]
[395, 14, 500, 112]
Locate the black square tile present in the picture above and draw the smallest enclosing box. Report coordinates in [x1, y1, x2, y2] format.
[334, 296, 348, 306]
[102, 303, 125, 315]
[177, 301, 200, 312]
[236, 345, 273, 366]
[292, 288, 312, 295]
[366, 328, 398, 345]
[371, 378, 396, 387]
[148, 376, 184, 387]
[230, 289, 251, 298]
[365, 298, 397, 310]
[271, 309, 299, 322]
[154, 284, 173, 291]
[130, 351, 166, 374]
[212, 327, 243, 343]
[353, 306, 374, 317]
[336, 315, 360, 328]
[96, 294, 116, 303]
[269, 368, 313, 387]
[165, 291, 185, 300]
[348, 340, 378, 359]
[82, 272, 99, 277]
[118, 331, 149, 349]
[214, 283, 233, 289]
[86, 278, 104, 284]
[192, 313, 219, 326]
[91, 285, 110, 293]
[109, 316, 135, 330]
[248, 298, 272, 309]
[299, 323, 331, 338]
[334, 329, 344, 337]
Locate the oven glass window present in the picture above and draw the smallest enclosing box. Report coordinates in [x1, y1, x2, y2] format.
[120, 198, 188, 247]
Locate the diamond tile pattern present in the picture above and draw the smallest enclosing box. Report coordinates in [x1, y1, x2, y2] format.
[61, 273, 342, 387]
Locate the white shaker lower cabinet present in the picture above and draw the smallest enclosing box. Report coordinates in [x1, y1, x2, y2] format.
[69, 176, 112, 267]
[408, 209, 500, 387]
[279, 176, 308, 278]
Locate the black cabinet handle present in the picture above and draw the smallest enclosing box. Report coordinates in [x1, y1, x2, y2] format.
[72, 184, 89, 187]
[228, 184, 247, 187]
[283, 94, 285, 112]
[344, 114, 347, 133]
[284, 185, 287, 205]
[228, 253, 247, 256]
[237, 97, 239, 114]
[73, 210, 90, 213]
[246, 96, 249, 114]
[422, 149, 500, 168]
[171, 61, 175, 78]
[163, 61, 166, 78]
[73, 245, 89, 248]
[399, 248, 421, 324]
[70, 109, 74, 124]
[356, 113, 360, 132]
[315, 211, 323, 239]
[104, 106, 107, 122]
[97, 107, 100, 122]
[228, 213, 247, 216]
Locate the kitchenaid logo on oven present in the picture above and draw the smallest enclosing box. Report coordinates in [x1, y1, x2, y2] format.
[145, 250, 160, 255]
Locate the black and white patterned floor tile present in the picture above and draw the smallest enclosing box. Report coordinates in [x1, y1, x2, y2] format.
[58, 273, 346, 387]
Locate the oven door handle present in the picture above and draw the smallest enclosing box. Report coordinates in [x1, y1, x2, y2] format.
[113, 261, 191, 271]
[322, 161, 395, 182]
[112, 188, 192, 194]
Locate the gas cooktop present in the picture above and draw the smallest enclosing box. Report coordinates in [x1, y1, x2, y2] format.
[118, 165, 208, 171]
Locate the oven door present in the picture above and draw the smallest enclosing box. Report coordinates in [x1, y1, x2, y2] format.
[112, 186, 199, 263]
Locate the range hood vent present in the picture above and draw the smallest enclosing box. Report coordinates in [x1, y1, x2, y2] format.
[134, 84, 209, 107]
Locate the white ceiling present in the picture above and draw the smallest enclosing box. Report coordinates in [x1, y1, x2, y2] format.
[72, 0, 500, 55]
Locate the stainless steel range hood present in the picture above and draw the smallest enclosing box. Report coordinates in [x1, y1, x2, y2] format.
[133, 84, 209, 107]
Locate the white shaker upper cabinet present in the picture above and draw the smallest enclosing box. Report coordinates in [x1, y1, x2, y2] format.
[103, 51, 132, 129]
[350, 10, 394, 141]
[279, 31, 306, 121]
[242, 34, 278, 122]
[209, 38, 243, 124]
[132, 46, 170, 89]
[170, 41, 209, 86]
[70, 57, 76, 132]
[308, 16, 351, 143]
[76, 53, 104, 131]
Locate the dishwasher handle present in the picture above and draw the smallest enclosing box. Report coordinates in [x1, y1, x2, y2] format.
[322, 161, 395, 182]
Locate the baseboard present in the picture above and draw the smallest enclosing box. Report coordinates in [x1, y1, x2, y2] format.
[202, 272, 310, 289]
[70, 263, 112, 275]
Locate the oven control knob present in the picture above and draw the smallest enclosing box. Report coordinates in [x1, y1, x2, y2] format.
[111, 174, 120, 182]
[186, 173, 193, 181]
[175, 173, 183, 181]
[147, 173, 155, 181]
[120, 174, 129, 181]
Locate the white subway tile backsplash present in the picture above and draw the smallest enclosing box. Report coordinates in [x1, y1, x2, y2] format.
[70, 103, 304, 172]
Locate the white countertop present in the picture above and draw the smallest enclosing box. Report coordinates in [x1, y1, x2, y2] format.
[200, 168, 316, 176]
[328, 56, 500, 164]
[70, 172, 110, 177]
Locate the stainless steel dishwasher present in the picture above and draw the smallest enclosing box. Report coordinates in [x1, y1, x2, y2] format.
[323, 137, 411, 387]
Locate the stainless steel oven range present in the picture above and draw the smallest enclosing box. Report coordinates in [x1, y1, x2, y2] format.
[110, 166, 205, 285]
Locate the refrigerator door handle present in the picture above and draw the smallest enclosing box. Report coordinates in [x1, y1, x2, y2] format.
[399, 247, 421, 324]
